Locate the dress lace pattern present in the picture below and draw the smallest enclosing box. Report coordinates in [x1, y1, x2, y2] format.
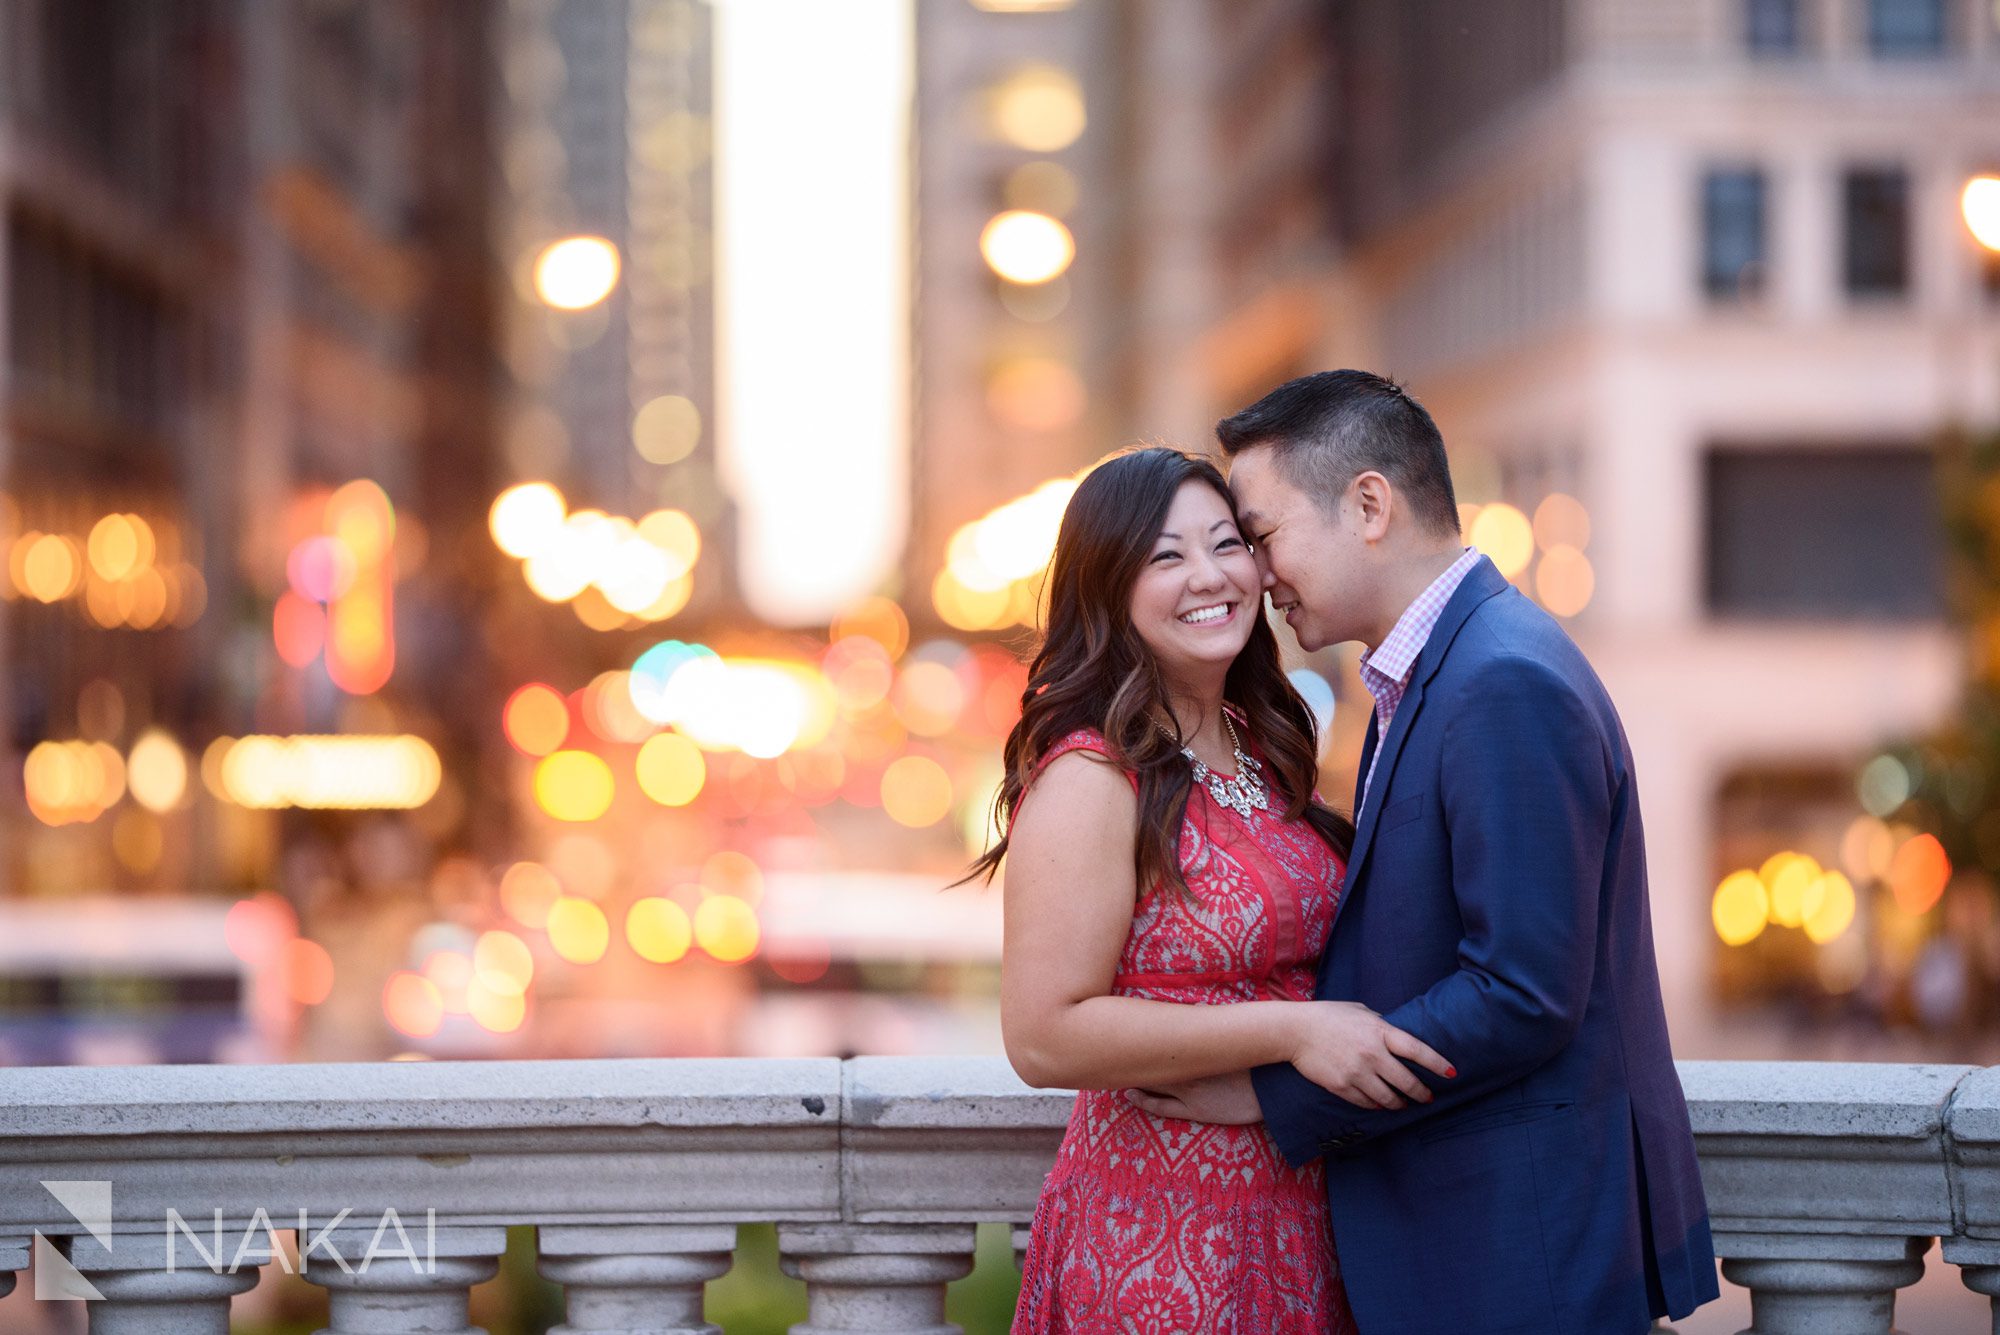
[1011, 728, 1357, 1335]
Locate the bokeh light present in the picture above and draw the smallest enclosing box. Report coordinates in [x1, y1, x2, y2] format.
[632, 395, 703, 465]
[693, 894, 760, 963]
[831, 595, 911, 660]
[1804, 871, 1858, 944]
[1963, 174, 2000, 252]
[473, 930, 535, 997]
[87, 514, 155, 582]
[1469, 503, 1534, 578]
[1712, 870, 1769, 946]
[894, 661, 966, 736]
[986, 65, 1086, 152]
[274, 592, 327, 668]
[547, 896, 611, 964]
[20, 532, 82, 602]
[627, 897, 694, 963]
[533, 235, 622, 309]
[1856, 755, 1911, 818]
[637, 509, 702, 579]
[980, 210, 1075, 284]
[126, 729, 189, 813]
[1535, 546, 1594, 618]
[882, 754, 955, 827]
[1763, 852, 1823, 929]
[534, 749, 616, 822]
[490, 482, 568, 558]
[284, 938, 336, 1007]
[468, 980, 527, 1033]
[1889, 833, 1951, 915]
[1531, 494, 1591, 552]
[384, 971, 445, 1038]
[501, 861, 564, 930]
[224, 892, 298, 967]
[636, 732, 706, 806]
[24, 739, 127, 825]
[504, 683, 572, 756]
[220, 735, 441, 809]
[1841, 815, 1896, 881]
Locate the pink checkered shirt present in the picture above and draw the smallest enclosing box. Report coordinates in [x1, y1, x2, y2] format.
[1357, 546, 1482, 812]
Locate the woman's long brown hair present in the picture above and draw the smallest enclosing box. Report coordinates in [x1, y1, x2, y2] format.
[962, 447, 1353, 898]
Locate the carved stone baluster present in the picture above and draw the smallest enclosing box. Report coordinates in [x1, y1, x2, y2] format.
[301, 1221, 505, 1335]
[777, 1223, 976, 1335]
[1717, 1233, 1928, 1335]
[1944, 1239, 2000, 1335]
[1011, 1223, 1032, 1272]
[64, 1230, 263, 1335]
[536, 1223, 737, 1334]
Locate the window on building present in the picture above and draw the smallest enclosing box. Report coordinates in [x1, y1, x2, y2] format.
[1745, 0, 1803, 54]
[1705, 447, 1944, 619]
[1702, 168, 1767, 299]
[1842, 167, 1911, 298]
[1867, 0, 1947, 55]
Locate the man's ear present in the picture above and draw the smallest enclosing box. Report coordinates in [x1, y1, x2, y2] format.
[1351, 471, 1393, 541]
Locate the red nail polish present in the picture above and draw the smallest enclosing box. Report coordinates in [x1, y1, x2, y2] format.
[1446, 1066, 1458, 1079]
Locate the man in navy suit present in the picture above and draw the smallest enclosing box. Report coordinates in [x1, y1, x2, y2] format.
[1129, 371, 1718, 1334]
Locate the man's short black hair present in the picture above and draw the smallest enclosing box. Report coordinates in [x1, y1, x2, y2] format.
[1216, 370, 1460, 536]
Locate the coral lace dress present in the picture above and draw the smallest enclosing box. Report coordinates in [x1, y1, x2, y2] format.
[1012, 728, 1357, 1335]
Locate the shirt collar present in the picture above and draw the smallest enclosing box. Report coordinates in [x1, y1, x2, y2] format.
[1358, 546, 1482, 695]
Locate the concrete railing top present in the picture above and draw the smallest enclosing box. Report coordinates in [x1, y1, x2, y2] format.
[1678, 1060, 1978, 1140]
[0, 1057, 850, 1138]
[3, 1056, 1998, 1144]
[844, 1056, 1073, 1130]
[1952, 1067, 2000, 1145]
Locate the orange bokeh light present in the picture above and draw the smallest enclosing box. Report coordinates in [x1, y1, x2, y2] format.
[1889, 833, 1951, 915]
[284, 938, 336, 1006]
[383, 971, 445, 1038]
[504, 683, 571, 756]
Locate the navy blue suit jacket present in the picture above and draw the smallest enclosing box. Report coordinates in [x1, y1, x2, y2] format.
[1252, 557, 1717, 1335]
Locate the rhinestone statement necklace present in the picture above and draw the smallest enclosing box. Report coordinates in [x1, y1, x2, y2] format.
[1157, 710, 1269, 818]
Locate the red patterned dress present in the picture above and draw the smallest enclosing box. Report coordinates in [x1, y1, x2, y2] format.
[1012, 728, 1357, 1335]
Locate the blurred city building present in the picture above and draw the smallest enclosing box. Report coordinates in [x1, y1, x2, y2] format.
[6, 0, 1998, 1076]
[0, 0, 503, 1063]
[1167, 0, 2000, 1054]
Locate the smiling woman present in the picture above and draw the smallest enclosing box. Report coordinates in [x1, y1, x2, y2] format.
[961, 447, 1447, 1331]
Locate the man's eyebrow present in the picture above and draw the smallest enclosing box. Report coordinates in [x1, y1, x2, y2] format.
[1235, 508, 1265, 528]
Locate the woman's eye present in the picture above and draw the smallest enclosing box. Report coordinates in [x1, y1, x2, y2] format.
[1216, 537, 1244, 552]
[1151, 549, 1180, 564]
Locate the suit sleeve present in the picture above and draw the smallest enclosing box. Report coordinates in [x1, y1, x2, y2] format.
[1253, 654, 1614, 1166]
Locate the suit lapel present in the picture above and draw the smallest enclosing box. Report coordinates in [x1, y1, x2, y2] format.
[1330, 557, 1512, 929]
[1338, 675, 1426, 906]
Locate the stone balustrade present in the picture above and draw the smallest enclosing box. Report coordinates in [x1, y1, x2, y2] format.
[0, 1056, 1996, 1333]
